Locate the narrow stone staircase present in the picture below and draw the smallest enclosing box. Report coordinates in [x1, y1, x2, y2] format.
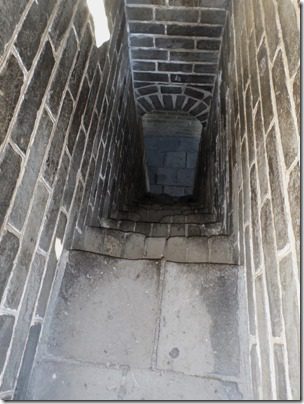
[25, 195, 251, 400]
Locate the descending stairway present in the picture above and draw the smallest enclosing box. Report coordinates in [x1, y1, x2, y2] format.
[25, 195, 251, 400]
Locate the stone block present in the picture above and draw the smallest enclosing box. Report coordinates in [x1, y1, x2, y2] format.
[129, 22, 165, 34]
[166, 237, 187, 261]
[254, 103, 269, 200]
[266, 126, 288, 249]
[0, 315, 15, 374]
[250, 344, 260, 399]
[130, 35, 154, 47]
[122, 368, 242, 400]
[11, 41, 55, 153]
[40, 153, 70, 252]
[273, 344, 288, 400]
[132, 49, 168, 61]
[127, 7, 153, 20]
[257, 39, 273, 132]
[158, 62, 192, 73]
[193, 64, 217, 74]
[177, 169, 194, 186]
[81, 113, 98, 179]
[186, 237, 208, 262]
[171, 73, 214, 84]
[272, 50, 298, 169]
[0, 55, 24, 147]
[156, 8, 198, 22]
[152, 223, 169, 237]
[288, 162, 300, 269]
[5, 182, 49, 309]
[165, 152, 186, 168]
[133, 61, 155, 71]
[248, 33, 260, 108]
[134, 72, 168, 83]
[249, 165, 262, 270]
[0, 1, 27, 55]
[14, 323, 41, 400]
[157, 262, 240, 377]
[48, 29, 77, 116]
[171, 51, 218, 63]
[15, 0, 56, 70]
[124, 233, 145, 258]
[69, 27, 93, 99]
[0, 231, 20, 301]
[0, 145, 22, 228]
[144, 237, 165, 258]
[10, 111, 53, 231]
[209, 236, 234, 264]
[44, 91, 73, 186]
[170, 224, 185, 237]
[156, 37, 194, 50]
[252, 0, 264, 47]
[160, 86, 182, 94]
[135, 222, 151, 235]
[261, 0, 279, 62]
[244, 226, 256, 336]
[167, 24, 223, 37]
[73, 0, 89, 39]
[46, 252, 160, 368]
[276, 0, 300, 77]
[197, 38, 220, 51]
[49, 0, 75, 49]
[200, 9, 226, 24]
[260, 199, 282, 337]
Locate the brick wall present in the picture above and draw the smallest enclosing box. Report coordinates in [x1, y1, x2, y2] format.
[0, 0, 145, 397]
[205, 0, 300, 399]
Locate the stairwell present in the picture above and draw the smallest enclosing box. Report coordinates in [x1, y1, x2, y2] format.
[0, 0, 300, 401]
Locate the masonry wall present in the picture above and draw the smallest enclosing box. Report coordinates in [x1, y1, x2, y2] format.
[206, 0, 300, 399]
[0, 0, 144, 398]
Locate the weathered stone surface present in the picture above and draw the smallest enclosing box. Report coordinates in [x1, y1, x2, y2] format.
[265, 126, 288, 250]
[48, 29, 77, 116]
[122, 368, 242, 400]
[11, 41, 55, 153]
[46, 252, 160, 368]
[73, 0, 89, 39]
[14, 323, 41, 400]
[279, 253, 300, 399]
[0, 315, 15, 374]
[27, 361, 123, 400]
[5, 182, 49, 309]
[276, 0, 300, 77]
[158, 263, 241, 377]
[0, 0, 27, 56]
[49, 0, 75, 49]
[0, 145, 22, 228]
[250, 344, 260, 399]
[260, 199, 282, 337]
[257, 40, 273, 132]
[43, 91, 73, 186]
[272, 50, 298, 169]
[273, 344, 288, 400]
[254, 102, 269, 200]
[0, 231, 20, 301]
[144, 237, 165, 258]
[40, 153, 70, 252]
[0, 55, 24, 147]
[10, 111, 53, 231]
[261, 0, 279, 62]
[15, 0, 56, 70]
[249, 165, 262, 270]
[288, 162, 300, 269]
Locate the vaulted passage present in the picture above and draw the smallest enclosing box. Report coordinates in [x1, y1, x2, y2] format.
[0, 0, 300, 400]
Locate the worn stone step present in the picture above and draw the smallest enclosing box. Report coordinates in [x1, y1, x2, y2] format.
[73, 226, 236, 264]
[113, 210, 216, 224]
[100, 217, 224, 237]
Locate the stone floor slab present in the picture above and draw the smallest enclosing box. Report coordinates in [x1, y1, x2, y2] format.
[27, 360, 123, 400]
[46, 252, 161, 368]
[157, 262, 241, 378]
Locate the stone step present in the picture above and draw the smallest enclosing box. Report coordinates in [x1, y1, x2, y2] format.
[100, 217, 224, 237]
[113, 210, 216, 224]
[73, 226, 236, 264]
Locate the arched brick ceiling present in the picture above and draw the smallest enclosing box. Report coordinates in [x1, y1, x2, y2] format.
[125, 0, 228, 127]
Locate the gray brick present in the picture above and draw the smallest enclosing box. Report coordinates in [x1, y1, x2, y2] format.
[132, 49, 168, 60]
[198, 0, 227, 7]
[10, 111, 53, 231]
[0, 55, 24, 147]
[276, 0, 300, 77]
[129, 22, 165, 34]
[0, 231, 20, 301]
[197, 39, 221, 51]
[160, 86, 181, 94]
[250, 344, 260, 399]
[73, 0, 89, 39]
[272, 50, 298, 169]
[293, 68, 300, 130]
[171, 51, 218, 63]
[252, 0, 264, 47]
[0, 145, 22, 228]
[130, 35, 154, 47]
[156, 37, 194, 50]
[0, 315, 15, 374]
[44, 91, 73, 186]
[261, 0, 279, 62]
[254, 103, 269, 200]
[15, 0, 56, 70]
[84, 68, 101, 129]
[68, 78, 89, 154]
[48, 29, 78, 116]
[257, 39, 273, 132]
[127, 0, 165, 3]
[5, 182, 49, 309]
[248, 32, 260, 107]
[69, 26, 93, 98]
[171, 74, 214, 84]
[11, 41, 55, 153]
[273, 344, 288, 400]
[127, 7, 153, 20]
[14, 323, 42, 400]
[40, 153, 70, 252]
[260, 199, 282, 337]
[134, 72, 168, 82]
[156, 8, 199, 22]
[266, 126, 288, 250]
[245, 226, 256, 336]
[49, 0, 75, 49]
[0, 0, 27, 56]
[37, 212, 67, 318]
[167, 24, 223, 37]
[133, 61, 156, 71]
[200, 9, 226, 24]
[158, 62, 192, 73]
[249, 165, 262, 270]
[288, 162, 300, 269]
